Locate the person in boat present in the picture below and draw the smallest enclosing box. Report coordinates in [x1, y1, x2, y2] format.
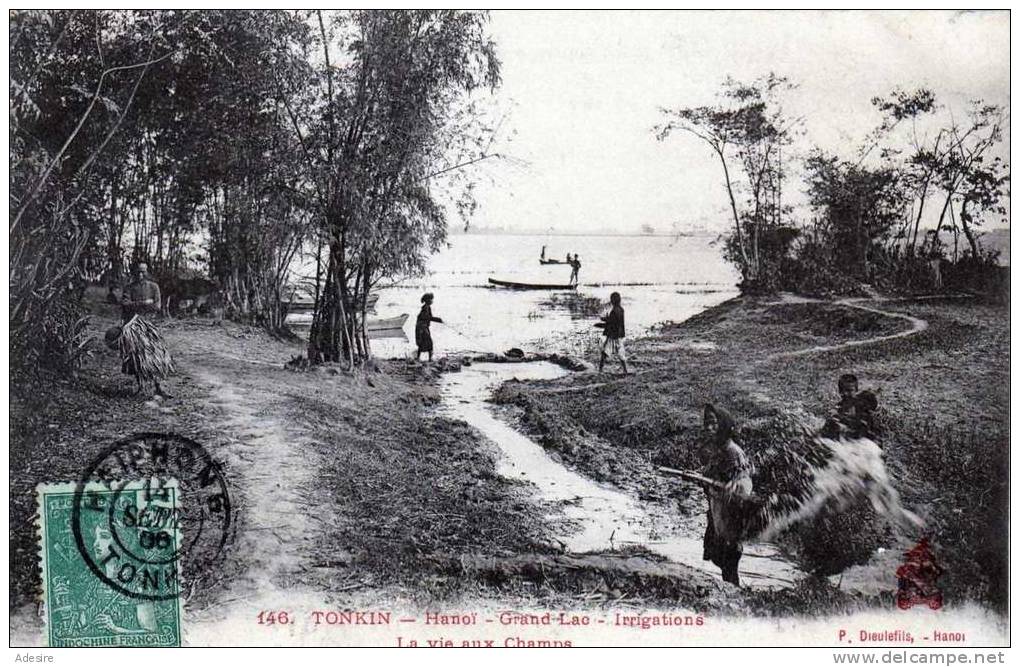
[565, 253, 573, 264]
[541, 245, 547, 261]
[569, 255, 581, 286]
[698, 403, 752, 587]
[597, 291, 628, 374]
[415, 292, 443, 362]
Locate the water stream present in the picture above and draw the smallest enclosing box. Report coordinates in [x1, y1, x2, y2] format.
[439, 361, 806, 590]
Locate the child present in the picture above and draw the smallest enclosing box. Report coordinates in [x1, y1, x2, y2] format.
[598, 291, 628, 374]
[823, 373, 878, 439]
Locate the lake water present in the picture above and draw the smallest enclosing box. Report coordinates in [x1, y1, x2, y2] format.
[290, 233, 740, 359]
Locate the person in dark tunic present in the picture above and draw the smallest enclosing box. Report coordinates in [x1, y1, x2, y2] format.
[598, 291, 628, 374]
[569, 255, 581, 286]
[121, 263, 162, 322]
[698, 403, 753, 586]
[111, 263, 171, 397]
[415, 292, 443, 362]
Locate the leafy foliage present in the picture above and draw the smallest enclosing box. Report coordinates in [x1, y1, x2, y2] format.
[10, 10, 501, 375]
[657, 74, 798, 290]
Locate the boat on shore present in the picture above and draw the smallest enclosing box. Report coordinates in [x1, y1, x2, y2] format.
[488, 278, 577, 291]
[367, 313, 408, 339]
[285, 293, 379, 313]
[367, 313, 407, 331]
[285, 310, 407, 339]
[539, 258, 568, 265]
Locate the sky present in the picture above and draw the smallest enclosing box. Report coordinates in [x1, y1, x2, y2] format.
[453, 10, 1010, 235]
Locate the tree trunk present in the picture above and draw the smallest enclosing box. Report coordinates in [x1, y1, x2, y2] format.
[959, 198, 981, 258]
[910, 176, 933, 254]
[716, 148, 750, 279]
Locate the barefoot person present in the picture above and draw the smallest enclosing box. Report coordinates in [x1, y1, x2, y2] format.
[699, 403, 752, 586]
[415, 292, 443, 362]
[569, 254, 581, 286]
[598, 291, 628, 374]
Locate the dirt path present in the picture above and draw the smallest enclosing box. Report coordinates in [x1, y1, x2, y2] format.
[152, 329, 378, 644]
[767, 296, 930, 360]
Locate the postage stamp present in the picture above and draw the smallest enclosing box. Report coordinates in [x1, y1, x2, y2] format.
[72, 432, 233, 600]
[37, 480, 183, 647]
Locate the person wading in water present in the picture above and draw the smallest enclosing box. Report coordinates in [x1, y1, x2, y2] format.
[415, 292, 444, 362]
[698, 403, 753, 586]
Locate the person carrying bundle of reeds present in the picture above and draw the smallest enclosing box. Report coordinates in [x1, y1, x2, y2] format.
[120, 263, 161, 322]
[698, 403, 754, 586]
[105, 316, 175, 397]
[106, 263, 173, 397]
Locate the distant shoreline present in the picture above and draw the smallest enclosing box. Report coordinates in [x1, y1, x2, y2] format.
[450, 230, 720, 239]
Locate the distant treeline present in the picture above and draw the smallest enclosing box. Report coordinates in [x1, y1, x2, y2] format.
[656, 76, 1009, 298]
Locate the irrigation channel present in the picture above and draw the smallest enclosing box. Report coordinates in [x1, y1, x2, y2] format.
[439, 362, 806, 590]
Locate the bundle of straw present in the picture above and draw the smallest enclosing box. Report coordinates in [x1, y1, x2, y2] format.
[118, 315, 175, 381]
[737, 411, 922, 575]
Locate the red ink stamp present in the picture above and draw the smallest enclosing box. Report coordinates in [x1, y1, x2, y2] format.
[896, 537, 944, 610]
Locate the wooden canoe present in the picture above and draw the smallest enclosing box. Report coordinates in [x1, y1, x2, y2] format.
[366, 313, 407, 332]
[285, 293, 379, 312]
[366, 313, 408, 340]
[539, 259, 568, 265]
[488, 278, 577, 291]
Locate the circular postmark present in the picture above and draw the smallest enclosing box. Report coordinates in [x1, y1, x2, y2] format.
[72, 432, 231, 601]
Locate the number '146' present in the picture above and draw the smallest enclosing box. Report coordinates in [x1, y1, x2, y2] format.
[257, 611, 291, 625]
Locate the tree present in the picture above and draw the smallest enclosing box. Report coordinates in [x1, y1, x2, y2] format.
[868, 89, 941, 254]
[278, 10, 501, 364]
[9, 10, 180, 370]
[656, 73, 797, 289]
[957, 155, 1009, 259]
[804, 152, 908, 280]
[932, 103, 1008, 257]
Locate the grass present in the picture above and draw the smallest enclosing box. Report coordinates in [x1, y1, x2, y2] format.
[494, 294, 1009, 612]
[10, 289, 1008, 618]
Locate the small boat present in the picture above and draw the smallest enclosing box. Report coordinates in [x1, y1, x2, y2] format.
[366, 313, 408, 332]
[488, 278, 576, 291]
[285, 293, 379, 313]
[539, 258, 567, 265]
[366, 313, 408, 340]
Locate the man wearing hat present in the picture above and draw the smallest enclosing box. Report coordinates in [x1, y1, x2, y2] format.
[415, 292, 443, 362]
[121, 263, 162, 322]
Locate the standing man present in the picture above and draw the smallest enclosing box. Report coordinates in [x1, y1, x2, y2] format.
[598, 291, 628, 374]
[116, 262, 171, 398]
[121, 263, 162, 322]
[569, 254, 581, 286]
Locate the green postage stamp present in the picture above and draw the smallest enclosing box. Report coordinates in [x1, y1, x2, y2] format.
[37, 480, 183, 647]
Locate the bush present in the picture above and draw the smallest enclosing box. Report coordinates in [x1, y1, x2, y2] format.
[777, 240, 869, 297]
[12, 296, 93, 381]
[722, 224, 802, 294]
[944, 251, 1009, 300]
